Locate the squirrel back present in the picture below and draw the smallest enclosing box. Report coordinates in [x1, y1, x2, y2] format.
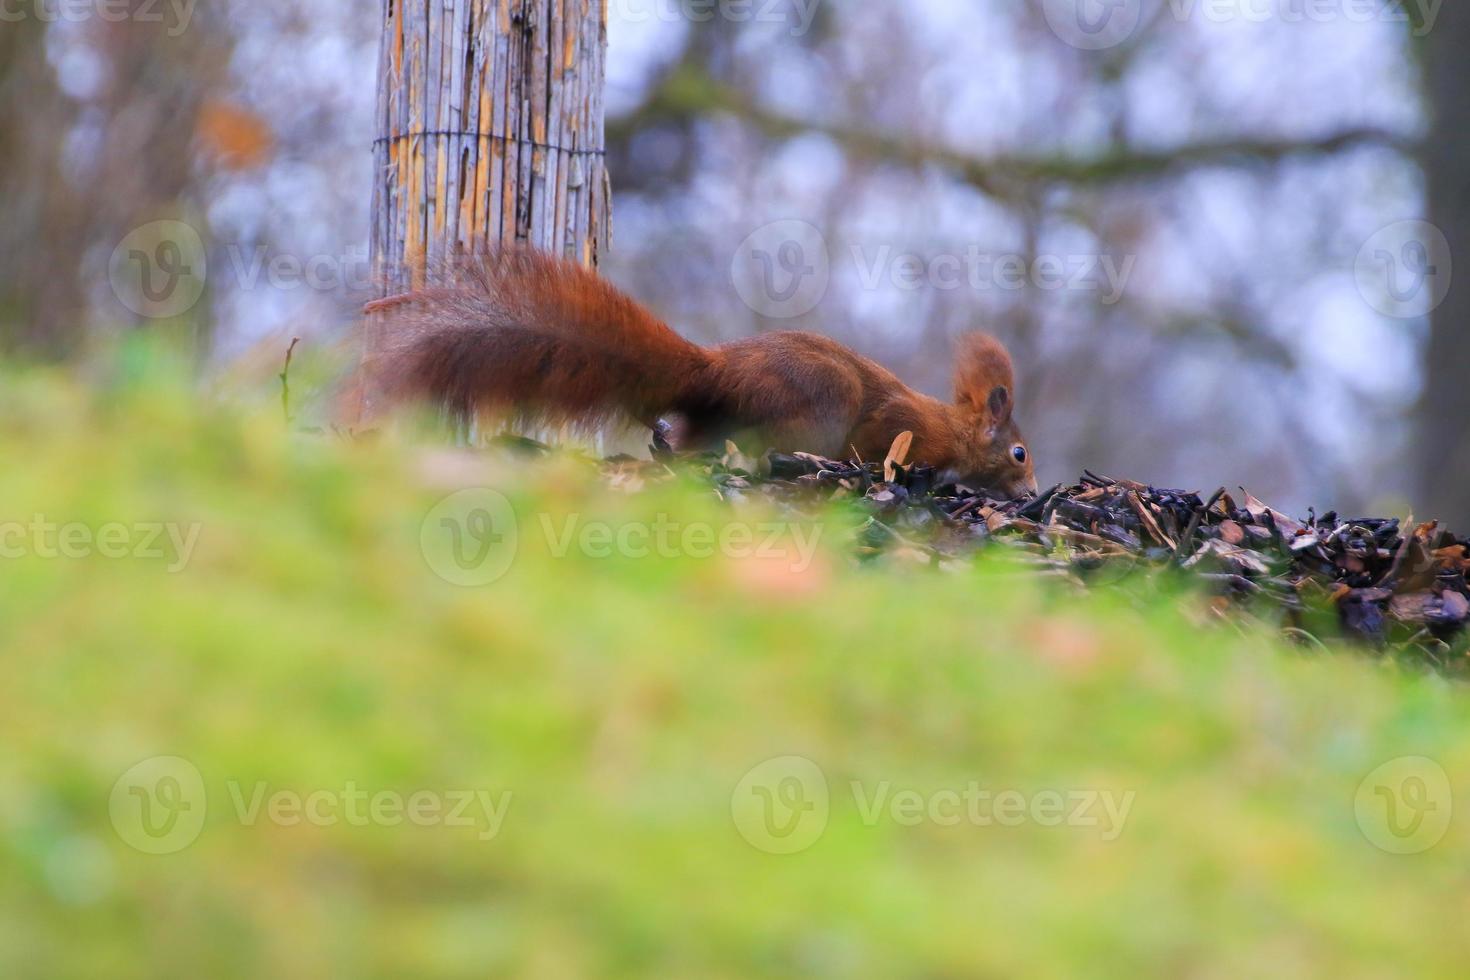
[366, 249, 1037, 497]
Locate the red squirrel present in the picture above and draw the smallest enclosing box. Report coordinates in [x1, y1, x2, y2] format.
[367, 249, 1038, 498]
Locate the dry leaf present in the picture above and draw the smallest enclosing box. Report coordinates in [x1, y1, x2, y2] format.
[197, 101, 274, 170]
[884, 431, 914, 483]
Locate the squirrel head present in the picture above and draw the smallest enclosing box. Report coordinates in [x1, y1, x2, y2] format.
[949, 333, 1037, 498]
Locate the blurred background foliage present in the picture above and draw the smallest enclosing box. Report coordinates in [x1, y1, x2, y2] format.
[0, 0, 1464, 515]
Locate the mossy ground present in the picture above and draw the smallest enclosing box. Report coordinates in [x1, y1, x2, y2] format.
[3, 357, 1469, 978]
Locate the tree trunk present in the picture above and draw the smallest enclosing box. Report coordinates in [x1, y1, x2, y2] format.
[0, 12, 229, 359]
[1419, 5, 1470, 527]
[363, 0, 610, 413]
[372, 0, 610, 276]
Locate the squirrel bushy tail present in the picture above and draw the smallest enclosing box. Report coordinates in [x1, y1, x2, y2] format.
[368, 250, 711, 429]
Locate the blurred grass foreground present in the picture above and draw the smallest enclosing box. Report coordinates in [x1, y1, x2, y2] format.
[4, 354, 1470, 978]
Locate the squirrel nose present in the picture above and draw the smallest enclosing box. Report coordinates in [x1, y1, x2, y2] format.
[1008, 475, 1040, 500]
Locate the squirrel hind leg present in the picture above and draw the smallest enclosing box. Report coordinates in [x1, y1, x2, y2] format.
[652, 415, 692, 454]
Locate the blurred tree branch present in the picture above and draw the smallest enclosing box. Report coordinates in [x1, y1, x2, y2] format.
[612, 64, 1417, 197]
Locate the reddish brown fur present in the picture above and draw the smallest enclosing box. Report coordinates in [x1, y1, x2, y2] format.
[371, 249, 1037, 497]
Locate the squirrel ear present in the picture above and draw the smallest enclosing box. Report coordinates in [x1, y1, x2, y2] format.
[987, 385, 1012, 427]
[954, 333, 1016, 421]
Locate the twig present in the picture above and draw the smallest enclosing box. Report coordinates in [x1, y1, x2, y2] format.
[279, 337, 302, 425]
[1175, 487, 1226, 562]
[1127, 490, 1177, 550]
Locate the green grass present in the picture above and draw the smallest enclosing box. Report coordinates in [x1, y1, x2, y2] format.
[3, 359, 1470, 978]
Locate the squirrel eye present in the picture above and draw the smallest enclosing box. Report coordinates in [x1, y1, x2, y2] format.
[1012, 445, 1027, 464]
